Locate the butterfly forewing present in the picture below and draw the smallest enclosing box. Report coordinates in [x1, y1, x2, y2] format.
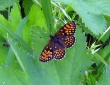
[39, 40, 53, 62]
[55, 21, 76, 36]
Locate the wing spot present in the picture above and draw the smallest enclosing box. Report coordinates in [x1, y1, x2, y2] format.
[62, 33, 64, 35]
[66, 24, 70, 28]
[42, 52, 46, 57]
[64, 27, 67, 30]
[49, 48, 52, 50]
[61, 30, 63, 31]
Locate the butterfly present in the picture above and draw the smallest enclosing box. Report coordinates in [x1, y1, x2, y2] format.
[39, 21, 76, 62]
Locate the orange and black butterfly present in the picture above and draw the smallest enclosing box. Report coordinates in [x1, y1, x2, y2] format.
[39, 21, 76, 62]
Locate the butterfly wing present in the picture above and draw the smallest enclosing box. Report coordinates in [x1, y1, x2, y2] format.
[55, 21, 76, 36]
[60, 36, 76, 48]
[55, 21, 76, 48]
[39, 39, 54, 62]
[53, 42, 66, 60]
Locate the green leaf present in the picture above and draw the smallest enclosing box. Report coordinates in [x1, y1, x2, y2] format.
[98, 26, 110, 42]
[0, 14, 12, 33]
[98, 44, 110, 59]
[41, 0, 54, 34]
[94, 44, 110, 69]
[9, 4, 22, 30]
[22, 0, 33, 15]
[53, 0, 109, 35]
[0, 24, 33, 53]
[0, 0, 18, 10]
[0, 14, 12, 64]
[5, 16, 28, 67]
[96, 65, 110, 85]
[28, 4, 47, 28]
[0, 65, 30, 85]
[0, 40, 9, 64]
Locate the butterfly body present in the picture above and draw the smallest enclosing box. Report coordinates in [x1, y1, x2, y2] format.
[50, 35, 66, 49]
[39, 21, 76, 62]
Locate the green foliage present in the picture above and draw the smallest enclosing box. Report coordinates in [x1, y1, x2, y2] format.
[0, 0, 18, 10]
[0, 65, 30, 85]
[54, 0, 110, 35]
[0, 0, 110, 85]
[28, 4, 47, 28]
[96, 65, 110, 85]
[22, 0, 33, 15]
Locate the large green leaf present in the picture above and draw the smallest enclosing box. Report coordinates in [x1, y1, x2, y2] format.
[6, 26, 92, 85]
[31, 25, 92, 84]
[0, 65, 30, 85]
[53, 0, 109, 35]
[28, 4, 47, 28]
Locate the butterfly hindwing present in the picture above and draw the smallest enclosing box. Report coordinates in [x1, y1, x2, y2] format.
[61, 36, 76, 48]
[53, 42, 66, 60]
